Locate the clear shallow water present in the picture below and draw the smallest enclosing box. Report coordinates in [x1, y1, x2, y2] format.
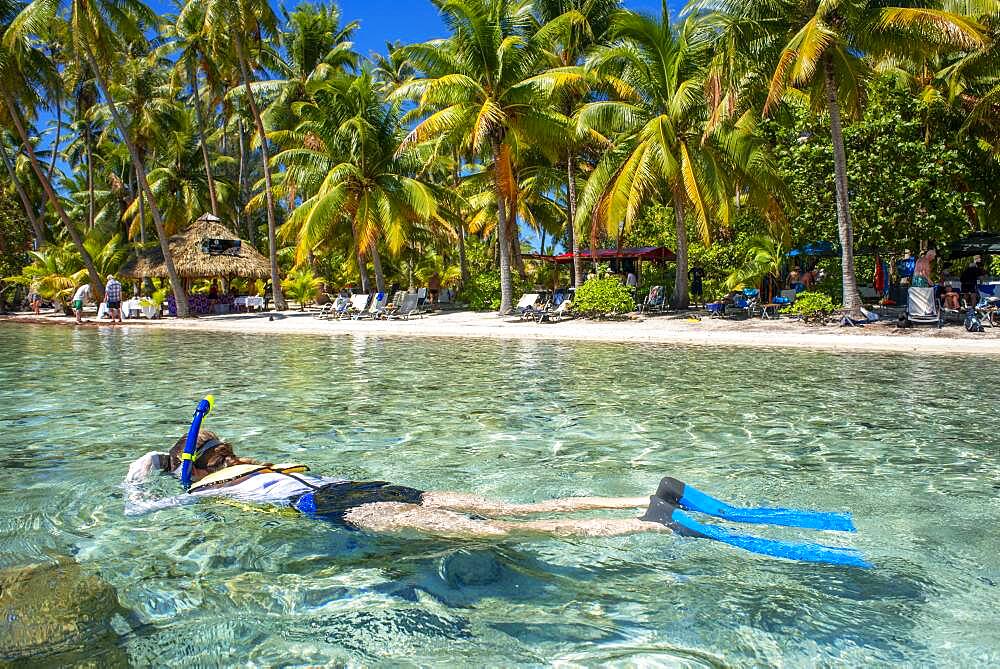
[1, 323, 999, 666]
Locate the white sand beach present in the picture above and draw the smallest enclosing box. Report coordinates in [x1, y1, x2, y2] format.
[6, 308, 1000, 355]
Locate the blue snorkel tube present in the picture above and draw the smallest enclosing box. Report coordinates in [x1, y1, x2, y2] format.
[180, 395, 215, 488]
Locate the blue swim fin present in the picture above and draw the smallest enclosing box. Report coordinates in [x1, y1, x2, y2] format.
[642, 497, 870, 568]
[657, 477, 856, 532]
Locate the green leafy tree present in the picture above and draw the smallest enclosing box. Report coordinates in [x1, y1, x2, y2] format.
[395, 0, 567, 314]
[769, 83, 991, 252]
[281, 266, 323, 309]
[694, 0, 987, 316]
[575, 7, 786, 308]
[270, 71, 438, 293]
[0, 0, 104, 295]
[199, 0, 287, 309]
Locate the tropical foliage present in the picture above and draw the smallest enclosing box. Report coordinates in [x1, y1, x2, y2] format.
[572, 275, 635, 317]
[0, 0, 997, 317]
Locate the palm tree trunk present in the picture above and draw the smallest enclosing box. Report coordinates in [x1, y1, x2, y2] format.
[825, 58, 863, 318]
[509, 205, 526, 278]
[672, 192, 689, 309]
[234, 34, 286, 310]
[237, 118, 252, 243]
[407, 249, 415, 290]
[135, 170, 146, 245]
[491, 136, 513, 314]
[3, 92, 103, 298]
[83, 47, 188, 316]
[84, 124, 95, 232]
[457, 226, 468, 287]
[189, 63, 219, 217]
[370, 243, 385, 293]
[46, 89, 61, 183]
[566, 154, 583, 286]
[356, 250, 370, 292]
[1, 141, 46, 249]
[452, 153, 468, 286]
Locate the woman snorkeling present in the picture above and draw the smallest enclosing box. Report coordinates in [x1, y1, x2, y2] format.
[125, 410, 869, 567]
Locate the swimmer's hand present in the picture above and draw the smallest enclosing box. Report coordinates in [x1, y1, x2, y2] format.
[126, 451, 168, 484]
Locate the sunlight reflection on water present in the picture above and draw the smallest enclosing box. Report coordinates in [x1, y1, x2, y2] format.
[1, 324, 999, 666]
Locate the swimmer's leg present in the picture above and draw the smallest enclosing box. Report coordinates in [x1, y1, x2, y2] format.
[344, 502, 668, 539]
[420, 491, 649, 517]
[656, 477, 856, 532]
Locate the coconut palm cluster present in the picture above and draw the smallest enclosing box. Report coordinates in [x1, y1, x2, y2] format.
[2, 0, 996, 316]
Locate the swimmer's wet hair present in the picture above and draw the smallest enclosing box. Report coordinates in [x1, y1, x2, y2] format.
[167, 430, 236, 473]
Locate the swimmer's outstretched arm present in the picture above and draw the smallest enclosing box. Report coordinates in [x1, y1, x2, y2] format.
[420, 492, 649, 517]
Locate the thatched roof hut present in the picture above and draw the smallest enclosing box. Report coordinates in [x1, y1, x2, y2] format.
[121, 214, 270, 280]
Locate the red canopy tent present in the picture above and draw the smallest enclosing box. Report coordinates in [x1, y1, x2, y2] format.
[524, 246, 676, 264]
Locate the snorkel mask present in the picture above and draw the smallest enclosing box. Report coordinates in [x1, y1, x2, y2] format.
[179, 395, 215, 488]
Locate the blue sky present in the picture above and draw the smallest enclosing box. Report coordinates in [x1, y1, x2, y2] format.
[331, 1, 672, 60]
[139, 1, 676, 60]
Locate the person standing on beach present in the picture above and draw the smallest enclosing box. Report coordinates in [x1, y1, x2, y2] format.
[913, 249, 936, 287]
[689, 266, 705, 304]
[960, 257, 984, 306]
[72, 283, 92, 324]
[28, 282, 42, 315]
[104, 275, 123, 325]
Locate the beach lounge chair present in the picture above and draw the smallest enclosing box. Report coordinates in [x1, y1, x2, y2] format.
[339, 293, 371, 320]
[535, 299, 573, 323]
[514, 293, 540, 319]
[354, 292, 387, 320]
[640, 286, 665, 314]
[906, 286, 941, 327]
[316, 296, 350, 320]
[386, 293, 421, 320]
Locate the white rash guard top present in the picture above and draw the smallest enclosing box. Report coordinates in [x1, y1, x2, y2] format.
[123, 451, 345, 515]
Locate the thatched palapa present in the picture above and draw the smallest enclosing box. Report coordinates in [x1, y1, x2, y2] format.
[120, 214, 270, 280]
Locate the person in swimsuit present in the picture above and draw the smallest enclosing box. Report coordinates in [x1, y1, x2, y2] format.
[125, 430, 670, 538]
[123, 429, 869, 565]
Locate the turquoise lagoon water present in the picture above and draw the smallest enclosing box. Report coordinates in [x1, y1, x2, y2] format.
[1, 323, 999, 666]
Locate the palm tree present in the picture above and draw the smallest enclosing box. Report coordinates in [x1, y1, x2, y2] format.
[534, 0, 621, 286]
[123, 107, 234, 235]
[692, 0, 987, 317]
[941, 1, 1000, 160]
[263, 1, 359, 136]
[396, 0, 567, 314]
[269, 71, 438, 293]
[371, 40, 414, 95]
[200, 0, 287, 310]
[575, 8, 785, 308]
[0, 0, 104, 294]
[0, 132, 45, 247]
[52, 0, 192, 315]
[164, 1, 224, 217]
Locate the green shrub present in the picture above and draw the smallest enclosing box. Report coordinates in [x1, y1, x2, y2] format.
[458, 269, 524, 311]
[573, 276, 635, 318]
[282, 267, 324, 310]
[781, 291, 839, 322]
